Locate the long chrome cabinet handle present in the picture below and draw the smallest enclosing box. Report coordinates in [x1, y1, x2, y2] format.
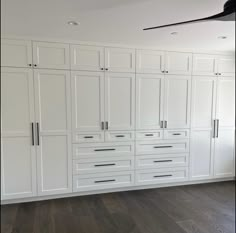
[94, 148, 115, 152]
[160, 121, 163, 128]
[216, 119, 219, 138]
[105, 122, 108, 130]
[36, 122, 40, 146]
[153, 146, 173, 149]
[101, 122, 104, 130]
[213, 120, 216, 138]
[165, 121, 168, 128]
[31, 123, 35, 146]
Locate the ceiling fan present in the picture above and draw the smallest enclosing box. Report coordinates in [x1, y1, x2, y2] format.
[143, 0, 235, 30]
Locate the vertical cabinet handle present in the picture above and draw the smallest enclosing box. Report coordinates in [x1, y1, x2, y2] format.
[213, 120, 216, 138]
[105, 122, 109, 130]
[101, 122, 104, 130]
[31, 123, 35, 146]
[165, 121, 167, 128]
[160, 121, 163, 128]
[216, 119, 219, 138]
[36, 122, 40, 146]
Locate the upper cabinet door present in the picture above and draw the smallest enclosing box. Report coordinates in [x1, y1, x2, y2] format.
[1, 39, 32, 68]
[193, 54, 218, 76]
[34, 69, 72, 196]
[70, 45, 105, 71]
[105, 73, 135, 130]
[1, 67, 37, 200]
[216, 77, 235, 128]
[136, 50, 165, 74]
[33, 41, 70, 69]
[136, 74, 164, 130]
[217, 55, 235, 77]
[165, 52, 192, 75]
[164, 75, 191, 129]
[105, 47, 135, 73]
[71, 71, 105, 132]
[191, 76, 217, 129]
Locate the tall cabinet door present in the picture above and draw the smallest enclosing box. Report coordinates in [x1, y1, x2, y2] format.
[136, 74, 164, 130]
[1, 68, 37, 200]
[105, 73, 135, 130]
[164, 75, 191, 129]
[190, 76, 217, 180]
[34, 69, 72, 196]
[214, 77, 235, 178]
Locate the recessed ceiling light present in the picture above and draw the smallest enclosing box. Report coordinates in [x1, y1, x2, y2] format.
[67, 21, 79, 26]
[171, 32, 178, 35]
[218, 36, 227, 39]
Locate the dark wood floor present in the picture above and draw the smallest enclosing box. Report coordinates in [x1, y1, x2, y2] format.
[1, 181, 235, 233]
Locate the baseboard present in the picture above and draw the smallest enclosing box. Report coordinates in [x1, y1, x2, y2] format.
[1, 177, 235, 205]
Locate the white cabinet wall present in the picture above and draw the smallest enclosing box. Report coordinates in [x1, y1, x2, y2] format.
[1, 39, 235, 202]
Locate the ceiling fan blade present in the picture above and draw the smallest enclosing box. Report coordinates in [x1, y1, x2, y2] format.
[143, 12, 226, 31]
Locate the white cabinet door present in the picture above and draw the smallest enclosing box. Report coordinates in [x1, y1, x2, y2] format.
[214, 128, 235, 178]
[70, 45, 105, 71]
[34, 69, 72, 196]
[71, 71, 105, 133]
[165, 52, 192, 75]
[105, 47, 135, 72]
[190, 130, 214, 180]
[1, 39, 32, 68]
[164, 75, 191, 129]
[193, 54, 218, 76]
[136, 74, 164, 130]
[216, 77, 235, 128]
[33, 41, 70, 69]
[191, 76, 217, 129]
[217, 55, 235, 77]
[136, 50, 165, 74]
[1, 68, 37, 200]
[105, 73, 135, 130]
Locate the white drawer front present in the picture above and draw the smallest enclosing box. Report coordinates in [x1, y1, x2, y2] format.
[136, 130, 163, 140]
[73, 171, 134, 192]
[105, 131, 135, 142]
[73, 157, 134, 174]
[135, 168, 188, 185]
[73, 132, 104, 143]
[73, 142, 134, 159]
[136, 140, 189, 155]
[136, 154, 188, 170]
[164, 129, 189, 140]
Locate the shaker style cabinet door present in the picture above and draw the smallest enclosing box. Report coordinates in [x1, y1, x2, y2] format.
[163, 75, 191, 129]
[71, 71, 105, 133]
[33, 41, 70, 69]
[70, 45, 105, 71]
[193, 54, 218, 76]
[105, 47, 135, 73]
[1, 68, 37, 200]
[105, 73, 135, 130]
[34, 69, 72, 196]
[136, 50, 165, 74]
[217, 55, 235, 77]
[1, 39, 32, 68]
[165, 52, 192, 75]
[136, 74, 164, 130]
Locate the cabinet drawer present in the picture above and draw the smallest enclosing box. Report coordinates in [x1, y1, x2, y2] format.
[136, 130, 163, 140]
[135, 154, 188, 170]
[164, 129, 189, 140]
[73, 171, 134, 192]
[105, 131, 135, 142]
[135, 167, 188, 185]
[73, 132, 104, 143]
[73, 157, 134, 174]
[136, 140, 189, 155]
[73, 142, 134, 159]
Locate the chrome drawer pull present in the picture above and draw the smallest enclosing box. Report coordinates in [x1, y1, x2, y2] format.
[153, 146, 173, 149]
[94, 149, 116, 152]
[95, 179, 116, 183]
[31, 123, 35, 146]
[84, 136, 94, 139]
[153, 160, 173, 163]
[172, 133, 181, 136]
[153, 175, 172, 178]
[116, 135, 125, 138]
[145, 134, 154, 136]
[94, 163, 116, 167]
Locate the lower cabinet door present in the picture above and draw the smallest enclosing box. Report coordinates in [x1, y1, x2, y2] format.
[135, 167, 188, 185]
[73, 171, 134, 192]
[214, 128, 235, 178]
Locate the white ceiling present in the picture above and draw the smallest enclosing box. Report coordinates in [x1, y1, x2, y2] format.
[1, 0, 235, 51]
